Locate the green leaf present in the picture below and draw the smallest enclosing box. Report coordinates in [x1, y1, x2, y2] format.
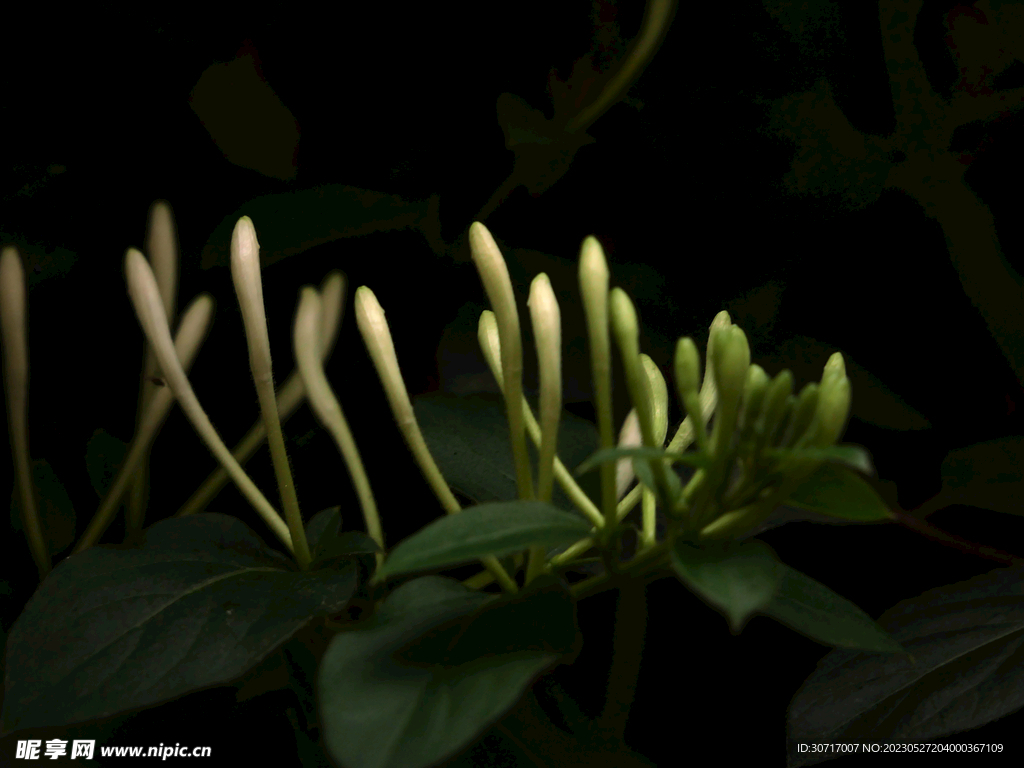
[671, 539, 782, 634]
[376, 501, 592, 581]
[763, 443, 874, 475]
[938, 436, 1024, 517]
[786, 564, 1024, 765]
[575, 445, 709, 477]
[199, 184, 441, 271]
[319, 575, 577, 768]
[84, 428, 128, 497]
[762, 561, 907, 654]
[305, 506, 382, 574]
[495, 92, 596, 196]
[0, 513, 358, 737]
[781, 462, 893, 522]
[413, 391, 601, 515]
[10, 458, 76, 556]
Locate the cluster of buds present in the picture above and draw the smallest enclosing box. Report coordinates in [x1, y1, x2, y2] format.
[671, 321, 852, 539]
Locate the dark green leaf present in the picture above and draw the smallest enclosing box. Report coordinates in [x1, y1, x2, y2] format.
[199, 184, 441, 271]
[495, 92, 596, 196]
[375, 501, 592, 581]
[319, 575, 575, 768]
[671, 539, 782, 634]
[413, 391, 601, 516]
[786, 563, 1024, 766]
[0, 513, 358, 737]
[84, 428, 128, 497]
[782, 462, 893, 522]
[939, 436, 1024, 517]
[763, 443, 874, 475]
[763, 561, 907, 655]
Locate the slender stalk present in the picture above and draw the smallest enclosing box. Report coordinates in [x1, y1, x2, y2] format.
[294, 288, 382, 570]
[75, 293, 214, 553]
[596, 579, 648, 743]
[354, 286, 517, 594]
[563, 0, 678, 134]
[122, 248, 293, 553]
[128, 200, 178, 537]
[231, 216, 310, 569]
[526, 273, 561, 586]
[177, 271, 344, 516]
[469, 222, 534, 503]
[0, 246, 50, 579]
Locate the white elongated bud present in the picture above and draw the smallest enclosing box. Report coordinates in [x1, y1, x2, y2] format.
[640, 353, 668, 447]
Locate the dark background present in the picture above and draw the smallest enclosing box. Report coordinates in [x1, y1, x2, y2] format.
[2, 2, 1024, 765]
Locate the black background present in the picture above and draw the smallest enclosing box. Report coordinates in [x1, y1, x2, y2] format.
[2, 2, 1024, 765]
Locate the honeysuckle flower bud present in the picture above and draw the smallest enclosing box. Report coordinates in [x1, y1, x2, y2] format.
[122, 247, 293, 553]
[79, 292, 215, 553]
[356, 284, 517, 594]
[579, 235, 616, 526]
[526, 272, 561, 585]
[754, 370, 794, 454]
[296, 287, 382, 568]
[811, 372, 852, 448]
[735, 363, 769, 445]
[779, 382, 819, 449]
[771, 394, 798, 448]
[673, 337, 708, 453]
[469, 222, 533, 502]
[609, 289, 656, 447]
[821, 350, 846, 384]
[640, 353, 668, 448]
[708, 324, 750, 458]
[232, 216, 310, 569]
[610, 288, 677, 519]
[177, 270, 345, 518]
[616, 408, 642, 500]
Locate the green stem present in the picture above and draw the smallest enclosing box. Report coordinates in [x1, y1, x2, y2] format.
[596, 578, 648, 744]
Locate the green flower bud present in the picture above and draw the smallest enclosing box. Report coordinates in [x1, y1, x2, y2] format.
[709, 325, 750, 456]
[779, 382, 819, 449]
[811, 375, 851, 448]
[754, 370, 793, 456]
[674, 337, 701, 399]
[640, 353, 668, 447]
[736, 364, 769, 448]
[770, 394, 798, 448]
[821, 351, 846, 384]
[674, 336, 709, 452]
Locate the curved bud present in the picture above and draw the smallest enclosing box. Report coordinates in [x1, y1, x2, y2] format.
[579, 236, 616, 524]
[673, 336, 709, 454]
[120, 247, 293, 554]
[755, 370, 794, 452]
[821, 351, 846, 384]
[470, 222, 532, 501]
[709, 324, 750, 458]
[609, 289, 653, 444]
[616, 408, 642, 500]
[780, 382, 819, 449]
[477, 309, 502, 384]
[735, 363, 769, 451]
[812, 375, 852, 448]
[527, 273, 562, 585]
[640, 354, 668, 447]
